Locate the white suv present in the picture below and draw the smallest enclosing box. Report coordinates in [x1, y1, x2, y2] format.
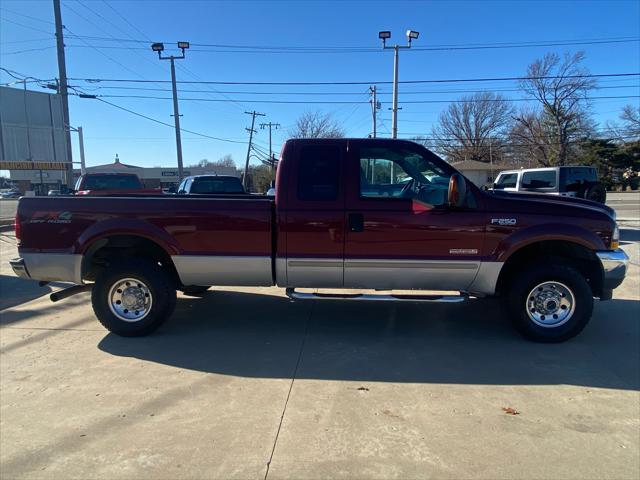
[493, 166, 606, 203]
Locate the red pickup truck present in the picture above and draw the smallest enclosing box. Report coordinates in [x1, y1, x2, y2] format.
[10, 138, 628, 342]
[74, 173, 161, 196]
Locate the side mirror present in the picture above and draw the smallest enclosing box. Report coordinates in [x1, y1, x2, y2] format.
[448, 173, 467, 208]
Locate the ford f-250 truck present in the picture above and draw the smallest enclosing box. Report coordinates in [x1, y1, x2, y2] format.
[10, 138, 628, 342]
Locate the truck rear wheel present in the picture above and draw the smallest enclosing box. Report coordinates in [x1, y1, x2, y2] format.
[505, 263, 593, 342]
[92, 259, 176, 336]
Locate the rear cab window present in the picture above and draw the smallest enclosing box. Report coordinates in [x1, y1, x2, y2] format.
[297, 145, 341, 201]
[191, 177, 244, 194]
[81, 175, 142, 190]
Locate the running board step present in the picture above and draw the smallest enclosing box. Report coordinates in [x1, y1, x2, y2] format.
[286, 288, 467, 303]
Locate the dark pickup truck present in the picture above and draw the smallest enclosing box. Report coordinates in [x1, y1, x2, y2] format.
[11, 138, 628, 342]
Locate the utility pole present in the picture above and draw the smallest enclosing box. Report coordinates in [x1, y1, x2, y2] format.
[369, 85, 378, 138]
[151, 42, 190, 181]
[53, 0, 74, 188]
[379, 29, 419, 139]
[260, 122, 280, 171]
[244, 111, 265, 190]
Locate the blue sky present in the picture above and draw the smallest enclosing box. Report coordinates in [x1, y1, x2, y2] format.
[1, 0, 639, 170]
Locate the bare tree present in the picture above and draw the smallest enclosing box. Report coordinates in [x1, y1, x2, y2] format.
[190, 154, 237, 170]
[431, 92, 513, 163]
[621, 104, 640, 137]
[515, 51, 596, 165]
[289, 111, 345, 138]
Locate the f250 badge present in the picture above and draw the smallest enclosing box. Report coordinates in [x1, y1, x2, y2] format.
[491, 218, 517, 226]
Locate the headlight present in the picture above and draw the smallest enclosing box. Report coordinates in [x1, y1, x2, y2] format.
[611, 223, 620, 250]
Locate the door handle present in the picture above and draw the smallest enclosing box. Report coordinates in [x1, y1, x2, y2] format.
[348, 213, 364, 232]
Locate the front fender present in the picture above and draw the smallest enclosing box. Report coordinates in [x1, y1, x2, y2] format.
[74, 218, 182, 256]
[494, 223, 605, 262]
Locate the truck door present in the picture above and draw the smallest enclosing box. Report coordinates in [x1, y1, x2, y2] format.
[280, 142, 346, 287]
[344, 142, 485, 291]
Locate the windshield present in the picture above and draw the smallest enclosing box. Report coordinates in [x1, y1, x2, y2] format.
[82, 175, 142, 190]
[190, 177, 244, 194]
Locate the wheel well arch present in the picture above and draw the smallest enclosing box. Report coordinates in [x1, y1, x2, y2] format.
[82, 234, 180, 286]
[495, 240, 603, 298]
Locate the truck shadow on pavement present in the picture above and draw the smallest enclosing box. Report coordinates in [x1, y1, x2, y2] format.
[0, 275, 54, 310]
[98, 290, 640, 391]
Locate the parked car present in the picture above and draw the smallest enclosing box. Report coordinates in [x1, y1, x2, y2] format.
[10, 138, 627, 342]
[176, 175, 245, 195]
[74, 173, 161, 196]
[47, 189, 61, 196]
[493, 166, 607, 203]
[1, 190, 20, 199]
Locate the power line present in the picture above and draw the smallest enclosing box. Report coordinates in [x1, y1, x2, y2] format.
[70, 92, 640, 104]
[2, 46, 57, 56]
[91, 96, 246, 144]
[0, 17, 53, 34]
[70, 83, 639, 96]
[60, 34, 640, 52]
[67, 72, 640, 86]
[0, 7, 55, 25]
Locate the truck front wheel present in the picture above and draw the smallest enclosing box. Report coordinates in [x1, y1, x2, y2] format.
[506, 263, 594, 342]
[92, 259, 176, 336]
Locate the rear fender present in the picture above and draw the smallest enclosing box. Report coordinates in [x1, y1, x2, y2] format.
[75, 218, 181, 256]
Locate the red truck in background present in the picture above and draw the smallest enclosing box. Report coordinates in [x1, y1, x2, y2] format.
[74, 173, 161, 196]
[10, 138, 628, 342]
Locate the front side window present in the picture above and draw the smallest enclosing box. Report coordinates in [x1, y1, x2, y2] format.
[495, 173, 518, 189]
[521, 170, 557, 190]
[359, 147, 450, 206]
[297, 145, 340, 201]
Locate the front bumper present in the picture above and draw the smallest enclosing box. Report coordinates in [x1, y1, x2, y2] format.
[596, 249, 629, 291]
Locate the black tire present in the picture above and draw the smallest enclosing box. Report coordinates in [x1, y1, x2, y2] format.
[585, 183, 607, 203]
[181, 285, 210, 296]
[92, 259, 176, 337]
[505, 263, 594, 342]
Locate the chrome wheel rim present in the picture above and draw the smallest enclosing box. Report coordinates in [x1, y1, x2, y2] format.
[108, 277, 152, 322]
[526, 281, 575, 328]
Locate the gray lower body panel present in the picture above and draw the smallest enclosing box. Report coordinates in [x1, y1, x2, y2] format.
[172, 255, 272, 287]
[15, 253, 83, 284]
[279, 257, 504, 295]
[344, 259, 480, 291]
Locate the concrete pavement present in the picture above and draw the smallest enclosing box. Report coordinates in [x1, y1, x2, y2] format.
[1, 231, 639, 479]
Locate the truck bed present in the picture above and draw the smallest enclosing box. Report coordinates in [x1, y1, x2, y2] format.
[16, 195, 275, 286]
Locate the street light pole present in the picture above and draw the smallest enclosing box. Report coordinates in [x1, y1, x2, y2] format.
[151, 42, 189, 181]
[391, 45, 399, 139]
[169, 57, 184, 181]
[379, 30, 419, 139]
